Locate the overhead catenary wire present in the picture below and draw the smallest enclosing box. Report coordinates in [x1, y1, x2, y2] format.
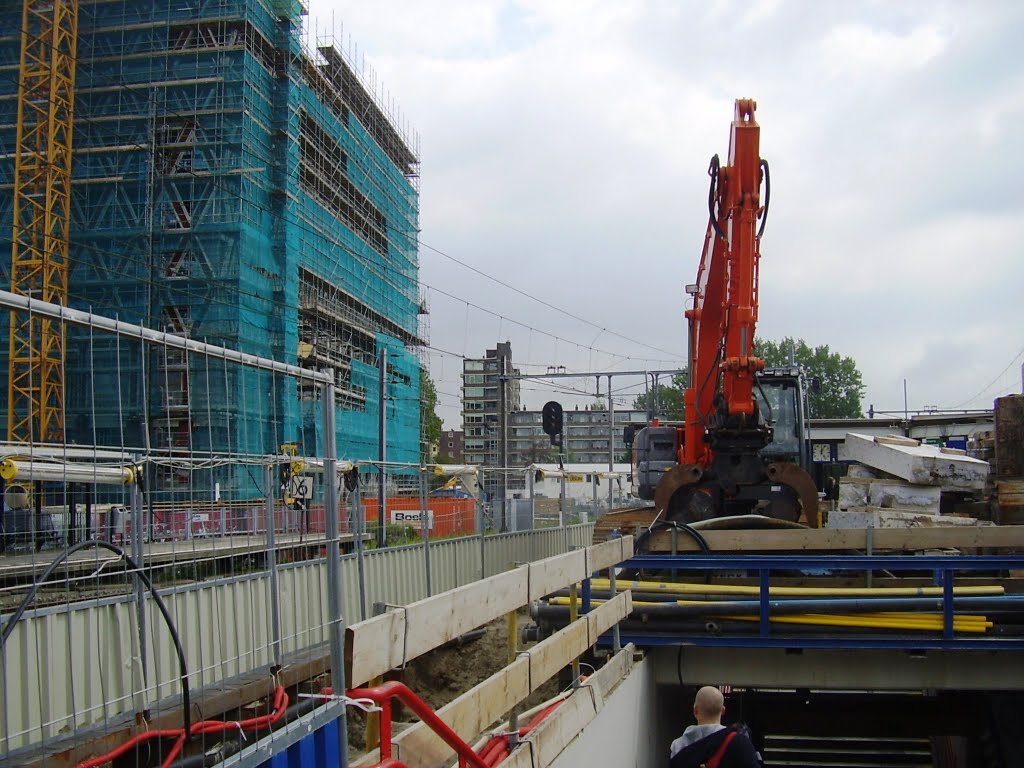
[419, 239, 684, 360]
[950, 343, 1024, 408]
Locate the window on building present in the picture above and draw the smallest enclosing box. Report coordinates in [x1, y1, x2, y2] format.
[155, 118, 196, 175]
[163, 249, 193, 278]
[161, 305, 192, 335]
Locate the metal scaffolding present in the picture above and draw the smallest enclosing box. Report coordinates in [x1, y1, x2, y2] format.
[0, 0, 425, 497]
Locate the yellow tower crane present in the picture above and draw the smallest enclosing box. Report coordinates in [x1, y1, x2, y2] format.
[7, 0, 78, 442]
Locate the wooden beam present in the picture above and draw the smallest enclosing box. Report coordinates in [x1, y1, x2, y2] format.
[503, 645, 637, 768]
[352, 592, 633, 768]
[646, 525, 1024, 553]
[345, 538, 633, 687]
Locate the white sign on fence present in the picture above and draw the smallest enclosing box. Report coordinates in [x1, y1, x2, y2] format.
[289, 475, 314, 500]
[390, 509, 434, 530]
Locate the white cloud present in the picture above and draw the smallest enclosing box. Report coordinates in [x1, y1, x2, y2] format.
[303, 1, 1024, 426]
[820, 22, 949, 78]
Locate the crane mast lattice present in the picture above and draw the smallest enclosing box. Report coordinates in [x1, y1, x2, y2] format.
[7, 0, 78, 443]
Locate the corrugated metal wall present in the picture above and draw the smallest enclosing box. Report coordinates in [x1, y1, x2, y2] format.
[0, 524, 595, 751]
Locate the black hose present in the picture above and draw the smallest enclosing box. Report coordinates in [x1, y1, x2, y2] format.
[707, 154, 726, 241]
[633, 520, 710, 556]
[757, 157, 770, 239]
[757, 159, 770, 239]
[0, 540, 193, 737]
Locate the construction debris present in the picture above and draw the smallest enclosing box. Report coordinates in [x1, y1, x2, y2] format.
[831, 433, 992, 530]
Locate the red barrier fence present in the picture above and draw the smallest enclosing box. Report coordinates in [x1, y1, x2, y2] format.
[85, 496, 477, 543]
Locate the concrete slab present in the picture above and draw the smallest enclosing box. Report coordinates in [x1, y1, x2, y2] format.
[838, 477, 941, 514]
[838, 433, 989, 491]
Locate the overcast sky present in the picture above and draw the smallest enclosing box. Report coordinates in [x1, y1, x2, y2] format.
[304, 0, 1024, 429]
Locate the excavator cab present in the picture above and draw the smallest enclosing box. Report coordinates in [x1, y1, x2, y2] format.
[754, 367, 812, 470]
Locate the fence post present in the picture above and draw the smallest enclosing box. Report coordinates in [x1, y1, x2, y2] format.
[477, 470, 486, 579]
[420, 466, 432, 598]
[264, 463, 283, 668]
[560, 473, 568, 552]
[320, 379, 349, 767]
[528, 468, 535, 530]
[129, 476, 148, 712]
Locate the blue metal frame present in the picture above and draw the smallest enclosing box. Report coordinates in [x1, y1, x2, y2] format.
[599, 553, 1024, 650]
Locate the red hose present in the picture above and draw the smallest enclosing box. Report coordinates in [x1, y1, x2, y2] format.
[73, 687, 289, 768]
[482, 696, 567, 767]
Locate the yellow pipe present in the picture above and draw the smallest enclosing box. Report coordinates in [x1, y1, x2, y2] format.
[588, 578, 1004, 598]
[548, 597, 991, 632]
[724, 613, 990, 633]
[550, 596, 991, 626]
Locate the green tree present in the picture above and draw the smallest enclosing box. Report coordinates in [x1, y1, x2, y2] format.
[632, 371, 688, 421]
[420, 368, 443, 463]
[756, 337, 864, 418]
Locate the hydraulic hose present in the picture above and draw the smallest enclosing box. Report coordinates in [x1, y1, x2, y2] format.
[1, 540, 193, 736]
[633, 520, 710, 556]
[757, 158, 770, 238]
[707, 154, 726, 241]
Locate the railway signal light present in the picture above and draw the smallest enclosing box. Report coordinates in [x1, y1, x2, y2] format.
[542, 401, 563, 446]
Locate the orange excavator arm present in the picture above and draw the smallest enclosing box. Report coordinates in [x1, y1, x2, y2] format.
[682, 98, 767, 468]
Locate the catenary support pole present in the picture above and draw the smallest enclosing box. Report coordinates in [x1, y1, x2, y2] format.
[378, 347, 387, 548]
[499, 355, 508, 532]
[607, 375, 615, 509]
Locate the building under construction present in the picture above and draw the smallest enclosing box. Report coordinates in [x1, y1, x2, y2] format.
[0, 0, 424, 496]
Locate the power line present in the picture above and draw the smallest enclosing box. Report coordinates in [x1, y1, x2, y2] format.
[419, 239, 683, 360]
[0, 11, 683, 396]
[950, 348, 1024, 411]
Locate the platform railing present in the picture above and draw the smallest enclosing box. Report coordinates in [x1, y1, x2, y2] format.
[606, 553, 1024, 650]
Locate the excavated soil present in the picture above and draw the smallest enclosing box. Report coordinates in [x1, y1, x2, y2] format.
[347, 610, 561, 753]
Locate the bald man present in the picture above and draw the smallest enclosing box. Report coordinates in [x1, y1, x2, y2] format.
[668, 686, 761, 768]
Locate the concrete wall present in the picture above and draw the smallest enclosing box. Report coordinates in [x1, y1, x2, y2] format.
[549, 657, 664, 768]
